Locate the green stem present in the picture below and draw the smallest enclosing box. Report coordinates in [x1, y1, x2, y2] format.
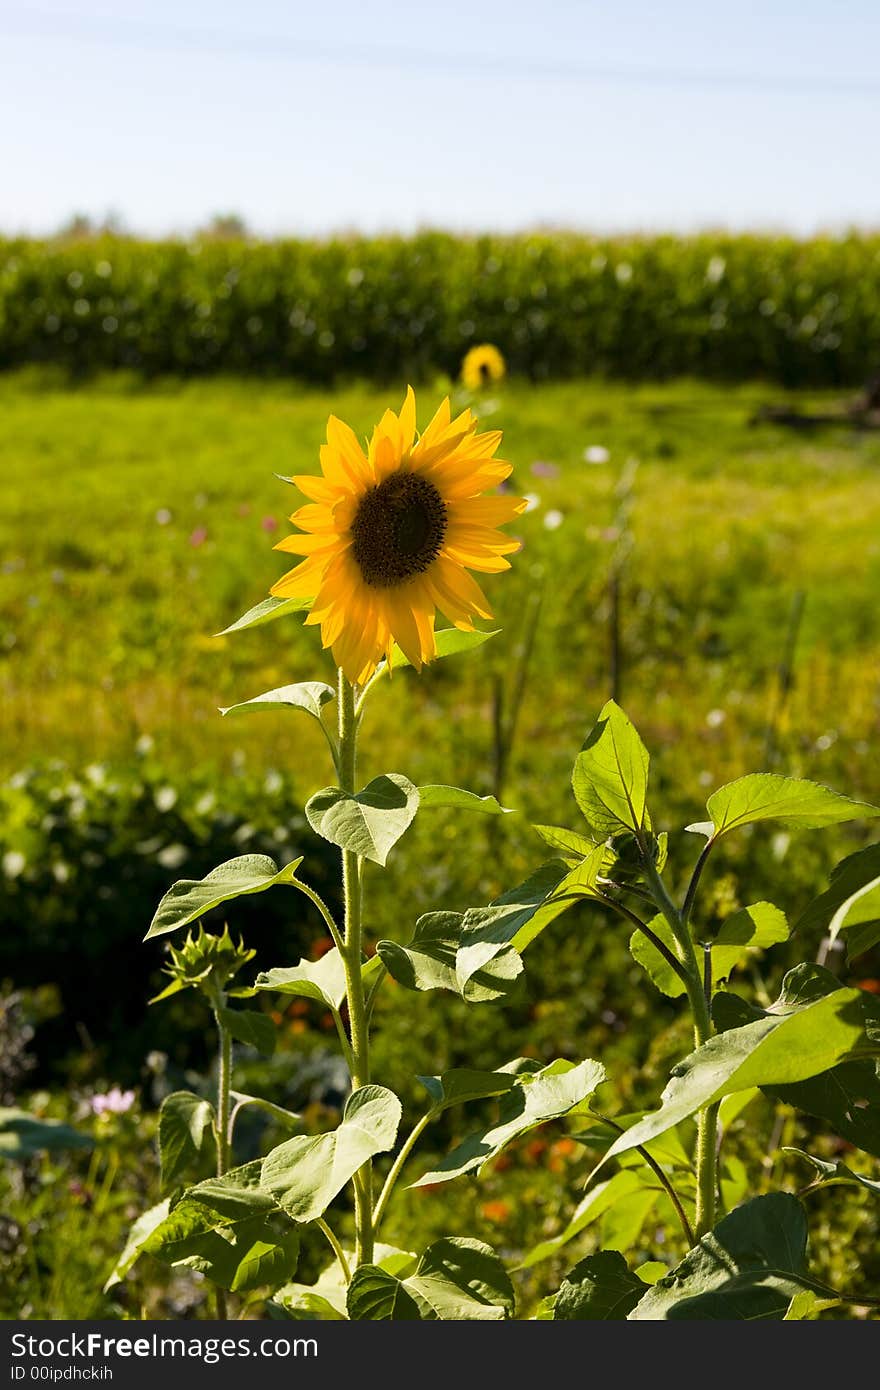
[338, 668, 374, 1267]
[641, 853, 714, 1240]
[213, 1006, 232, 1319]
[590, 1111, 694, 1247]
[316, 1217, 352, 1284]
[373, 1111, 434, 1236]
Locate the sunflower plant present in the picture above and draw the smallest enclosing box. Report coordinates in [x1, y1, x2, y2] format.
[110, 391, 880, 1322]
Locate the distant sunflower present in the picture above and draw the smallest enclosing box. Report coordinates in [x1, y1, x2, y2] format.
[461, 343, 506, 391]
[271, 388, 525, 685]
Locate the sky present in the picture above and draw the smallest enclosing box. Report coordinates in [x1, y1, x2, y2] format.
[1, 0, 879, 237]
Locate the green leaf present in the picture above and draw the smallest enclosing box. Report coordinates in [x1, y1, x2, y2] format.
[784, 1290, 842, 1320]
[412, 1058, 605, 1186]
[602, 972, 876, 1166]
[217, 595, 311, 637]
[555, 1251, 650, 1320]
[262, 1085, 402, 1222]
[630, 902, 789, 999]
[143, 1197, 300, 1293]
[158, 1091, 215, 1190]
[696, 774, 880, 842]
[377, 912, 523, 1004]
[384, 628, 498, 672]
[418, 785, 514, 816]
[796, 844, 880, 959]
[346, 1267, 422, 1320]
[0, 1108, 93, 1159]
[272, 1245, 414, 1321]
[219, 681, 335, 723]
[145, 854, 305, 940]
[416, 1068, 519, 1111]
[187, 1160, 278, 1219]
[598, 1185, 660, 1251]
[532, 824, 598, 863]
[305, 774, 419, 866]
[572, 701, 650, 838]
[255, 949, 349, 1012]
[784, 1147, 880, 1196]
[103, 1199, 172, 1291]
[218, 1007, 276, 1055]
[628, 1193, 810, 1320]
[348, 1238, 514, 1321]
[456, 855, 603, 991]
[518, 1169, 644, 1270]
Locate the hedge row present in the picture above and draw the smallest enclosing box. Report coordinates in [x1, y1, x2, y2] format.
[1, 231, 879, 385]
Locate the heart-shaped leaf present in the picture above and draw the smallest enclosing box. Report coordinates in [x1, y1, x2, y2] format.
[158, 1091, 215, 1190]
[555, 1250, 650, 1320]
[377, 912, 523, 1003]
[255, 950, 349, 1012]
[347, 1238, 514, 1321]
[306, 775, 419, 866]
[217, 1007, 276, 1056]
[145, 855, 305, 940]
[628, 1194, 811, 1320]
[262, 1085, 402, 1222]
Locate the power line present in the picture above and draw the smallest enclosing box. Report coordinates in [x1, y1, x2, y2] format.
[2, 8, 879, 98]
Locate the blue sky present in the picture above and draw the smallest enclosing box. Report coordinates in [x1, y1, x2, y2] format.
[1, 0, 878, 236]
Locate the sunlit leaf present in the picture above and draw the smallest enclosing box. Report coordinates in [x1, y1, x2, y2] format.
[692, 774, 879, 843]
[306, 775, 419, 866]
[418, 785, 514, 816]
[217, 595, 311, 636]
[378, 912, 523, 1004]
[555, 1251, 649, 1320]
[145, 854, 305, 940]
[348, 1238, 514, 1321]
[219, 681, 335, 724]
[572, 701, 650, 838]
[158, 1091, 215, 1190]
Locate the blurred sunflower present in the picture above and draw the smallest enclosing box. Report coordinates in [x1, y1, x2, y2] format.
[461, 343, 506, 391]
[271, 387, 525, 684]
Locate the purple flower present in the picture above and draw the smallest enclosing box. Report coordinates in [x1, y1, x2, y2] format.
[261, 516, 279, 533]
[530, 461, 559, 478]
[189, 527, 208, 548]
[90, 1086, 135, 1116]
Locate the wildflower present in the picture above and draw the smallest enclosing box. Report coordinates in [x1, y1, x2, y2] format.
[583, 445, 610, 465]
[271, 388, 525, 684]
[543, 509, 564, 531]
[530, 461, 559, 478]
[461, 343, 506, 391]
[90, 1086, 135, 1116]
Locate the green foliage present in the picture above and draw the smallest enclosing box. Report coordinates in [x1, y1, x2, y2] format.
[377, 912, 523, 1003]
[348, 1238, 515, 1321]
[219, 681, 335, 724]
[572, 700, 650, 838]
[305, 775, 419, 866]
[145, 854, 305, 940]
[0, 1108, 92, 1158]
[4, 231, 880, 386]
[630, 902, 789, 998]
[696, 773, 879, 842]
[158, 1091, 215, 1189]
[553, 1250, 649, 1320]
[797, 844, 880, 959]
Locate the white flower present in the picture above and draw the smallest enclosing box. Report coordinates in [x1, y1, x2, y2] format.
[3, 850, 26, 878]
[543, 509, 565, 531]
[583, 445, 610, 465]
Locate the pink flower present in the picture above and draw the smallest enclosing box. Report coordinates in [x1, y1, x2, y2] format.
[189, 527, 208, 548]
[261, 516, 279, 533]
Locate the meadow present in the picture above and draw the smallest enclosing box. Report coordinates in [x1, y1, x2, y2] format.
[2, 368, 879, 1318]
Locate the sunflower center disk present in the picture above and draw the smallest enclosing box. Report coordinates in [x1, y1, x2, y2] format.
[350, 472, 447, 588]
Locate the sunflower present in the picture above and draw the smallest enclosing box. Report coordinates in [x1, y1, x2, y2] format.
[461, 343, 506, 392]
[270, 388, 526, 685]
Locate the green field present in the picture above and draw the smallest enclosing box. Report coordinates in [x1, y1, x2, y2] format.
[3, 370, 879, 806]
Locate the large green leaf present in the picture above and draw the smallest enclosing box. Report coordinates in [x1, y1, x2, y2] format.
[572, 701, 650, 838]
[348, 1238, 514, 1321]
[518, 1170, 644, 1270]
[219, 681, 335, 724]
[272, 1245, 414, 1321]
[103, 1199, 172, 1291]
[145, 854, 304, 940]
[305, 775, 419, 866]
[416, 1068, 519, 1111]
[693, 775, 879, 843]
[418, 785, 514, 816]
[384, 628, 498, 673]
[555, 1251, 650, 1320]
[796, 844, 880, 960]
[629, 1193, 810, 1320]
[377, 912, 523, 1004]
[262, 1085, 401, 1222]
[602, 970, 877, 1165]
[456, 856, 602, 990]
[785, 1148, 880, 1196]
[217, 595, 311, 636]
[217, 1007, 276, 1056]
[255, 950, 349, 1012]
[411, 1059, 605, 1187]
[158, 1091, 215, 1190]
[630, 903, 789, 999]
[143, 1196, 300, 1293]
[0, 1109, 93, 1159]
[713, 966, 880, 1158]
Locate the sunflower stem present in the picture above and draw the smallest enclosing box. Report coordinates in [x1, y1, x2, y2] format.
[337, 668, 374, 1268]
